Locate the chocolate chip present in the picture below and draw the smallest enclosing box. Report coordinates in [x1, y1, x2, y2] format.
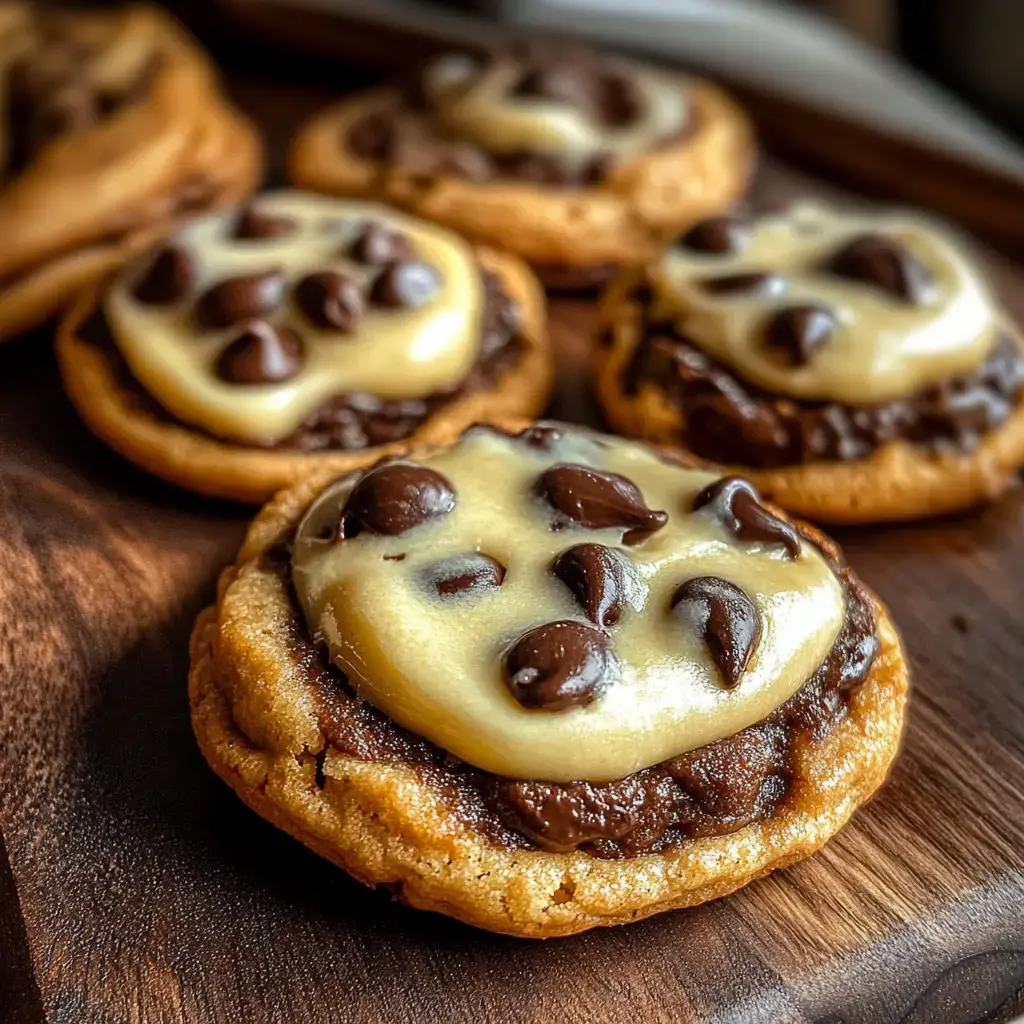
[233, 207, 297, 240]
[599, 72, 641, 127]
[513, 64, 593, 113]
[694, 477, 801, 558]
[517, 423, 564, 450]
[370, 261, 441, 309]
[679, 216, 746, 255]
[350, 222, 415, 265]
[537, 464, 668, 545]
[764, 305, 836, 366]
[438, 144, 494, 182]
[426, 553, 506, 597]
[671, 577, 761, 689]
[340, 464, 456, 537]
[825, 233, 934, 304]
[295, 272, 365, 332]
[132, 245, 193, 304]
[347, 111, 396, 161]
[699, 272, 782, 297]
[36, 84, 97, 142]
[553, 544, 627, 627]
[196, 269, 286, 329]
[585, 152, 615, 183]
[215, 321, 303, 385]
[505, 620, 614, 711]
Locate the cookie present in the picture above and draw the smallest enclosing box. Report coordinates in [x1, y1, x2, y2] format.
[288, 40, 755, 289]
[56, 191, 553, 503]
[595, 202, 1024, 523]
[0, 4, 261, 341]
[189, 420, 908, 938]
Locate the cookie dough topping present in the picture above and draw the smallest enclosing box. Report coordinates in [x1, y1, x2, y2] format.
[655, 202, 1008, 405]
[419, 42, 688, 173]
[104, 192, 484, 444]
[292, 425, 845, 781]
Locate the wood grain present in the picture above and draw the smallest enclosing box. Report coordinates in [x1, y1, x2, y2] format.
[1, 38, 1023, 1024]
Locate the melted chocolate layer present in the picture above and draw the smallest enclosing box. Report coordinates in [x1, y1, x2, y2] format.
[623, 295, 1024, 467]
[81, 269, 523, 452]
[271, 527, 877, 859]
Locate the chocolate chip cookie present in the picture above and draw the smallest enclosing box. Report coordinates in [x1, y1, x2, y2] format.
[596, 202, 1024, 523]
[56, 192, 552, 502]
[189, 420, 908, 937]
[0, 4, 262, 342]
[288, 40, 755, 289]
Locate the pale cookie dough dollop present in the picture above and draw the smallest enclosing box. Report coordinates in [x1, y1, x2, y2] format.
[422, 45, 688, 174]
[292, 424, 845, 782]
[654, 202, 1010, 405]
[105, 191, 484, 445]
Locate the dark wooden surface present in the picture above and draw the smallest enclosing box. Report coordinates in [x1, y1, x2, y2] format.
[2, 29, 1024, 1024]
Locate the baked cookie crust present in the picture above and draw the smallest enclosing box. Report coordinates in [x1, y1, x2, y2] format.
[595, 272, 1024, 524]
[287, 80, 755, 283]
[56, 249, 552, 503]
[0, 5, 261, 340]
[188, 420, 908, 938]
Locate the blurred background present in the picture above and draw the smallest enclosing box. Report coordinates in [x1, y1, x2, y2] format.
[173, 0, 1024, 182]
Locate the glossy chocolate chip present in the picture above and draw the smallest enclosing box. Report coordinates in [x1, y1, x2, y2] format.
[370, 261, 442, 309]
[438, 144, 494, 182]
[233, 207, 297, 240]
[215, 321, 303, 384]
[764, 305, 836, 366]
[537, 464, 668, 545]
[132, 245, 193, 304]
[679, 216, 746, 255]
[295, 271, 365, 332]
[505, 620, 614, 711]
[517, 423, 565, 450]
[196, 269, 285, 329]
[350, 222, 415, 265]
[553, 543, 627, 627]
[513, 64, 593, 113]
[671, 577, 761, 689]
[825, 233, 934, 304]
[427, 553, 506, 597]
[599, 72, 642, 127]
[340, 463, 456, 538]
[694, 476, 801, 558]
[699, 272, 782, 297]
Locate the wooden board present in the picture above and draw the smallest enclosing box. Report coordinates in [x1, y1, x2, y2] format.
[2, 34, 1024, 1024]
